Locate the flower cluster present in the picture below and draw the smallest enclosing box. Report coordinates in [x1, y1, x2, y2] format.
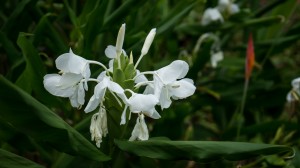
[43, 24, 196, 148]
[201, 0, 240, 26]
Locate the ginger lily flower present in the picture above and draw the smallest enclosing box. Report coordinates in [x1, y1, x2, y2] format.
[153, 60, 196, 109]
[201, 8, 224, 26]
[287, 77, 300, 102]
[84, 74, 124, 113]
[43, 73, 85, 108]
[129, 114, 149, 141]
[120, 92, 160, 125]
[218, 0, 240, 15]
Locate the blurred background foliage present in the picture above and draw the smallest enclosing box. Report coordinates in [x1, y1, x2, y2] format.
[1, 0, 300, 167]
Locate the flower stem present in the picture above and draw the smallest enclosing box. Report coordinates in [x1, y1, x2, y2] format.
[88, 60, 109, 72]
[236, 78, 249, 140]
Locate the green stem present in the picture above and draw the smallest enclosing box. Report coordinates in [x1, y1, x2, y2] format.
[237, 78, 249, 140]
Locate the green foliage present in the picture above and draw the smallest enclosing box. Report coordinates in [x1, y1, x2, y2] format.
[0, 0, 300, 167]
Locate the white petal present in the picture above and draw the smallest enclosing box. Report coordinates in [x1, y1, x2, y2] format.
[144, 84, 154, 95]
[77, 82, 85, 105]
[69, 93, 79, 108]
[128, 94, 158, 113]
[108, 80, 124, 94]
[211, 51, 223, 68]
[217, 0, 229, 12]
[84, 95, 101, 113]
[170, 78, 196, 99]
[159, 87, 172, 110]
[291, 77, 300, 89]
[201, 8, 223, 26]
[129, 114, 149, 141]
[134, 70, 148, 84]
[43, 74, 75, 97]
[55, 49, 88, 74]
[229, 4, 240, 15]
[144, 108, 161, 119]
[105, 45, 117, 59]
[97, 71, 107, 81]
[58, 73, 82, 89]
[120, 105, 128, 125]
[157, 60, 189, 84]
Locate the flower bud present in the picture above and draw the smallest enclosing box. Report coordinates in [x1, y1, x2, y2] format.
[141, 28, 156, 56]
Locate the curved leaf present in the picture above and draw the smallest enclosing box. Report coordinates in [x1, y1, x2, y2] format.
[115, 139, 293, 163]
[0, 76, 110, 162]
[0, 148, 44, 168]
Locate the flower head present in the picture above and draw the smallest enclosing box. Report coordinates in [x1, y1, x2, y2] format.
[201, 8, 224, 26]
[84, 73, 124, 113]
[153, 60, 196, 109]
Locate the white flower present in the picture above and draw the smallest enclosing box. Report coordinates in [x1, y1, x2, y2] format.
[287, 77, 300, 102]
[43, 73, 85, 108]
[84, 73, 124, 113]
[211, 51, 224, 68]
[129, 114, 149, 141]
[56, 49, 90, 84]
[90, 105, 108, 148]
[120, 93, 160, 125]
[218, 0, 240, 15]
[153, 60, 196, 109]
[201, 8, 224, 26]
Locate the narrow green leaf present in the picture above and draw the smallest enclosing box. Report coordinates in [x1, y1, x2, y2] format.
[156, 2, 196, 34]
[0, 148, 44, 168]
[0, 76, 110, 162]
[115, 139, 293, 163]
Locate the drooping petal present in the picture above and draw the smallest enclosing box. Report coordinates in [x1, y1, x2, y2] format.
[127, 94, 158, 113]
[170, 78, 196, 99]
[159, 87, 172, 110]
[129, 114, 149, 141]
[77, 82, 85, 105]
[144, 108, 161, 119]
[69, 92, 79, 108]
[157, 60, 189, 84]
[84, 95, 101, 113]
[43, 74, 76, 97]
[134, 70, 148, 84]
[55, 49, 88, 74]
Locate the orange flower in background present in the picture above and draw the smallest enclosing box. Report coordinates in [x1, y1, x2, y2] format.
[245, 33, 255, 80]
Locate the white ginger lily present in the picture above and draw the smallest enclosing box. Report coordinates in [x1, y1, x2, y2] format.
[287, 77, 300, 102]
[44, 73, 85, 108]
[129, 114, 149, 141]
[201, 8, 224, 26]
[90, 105, 108, 148]
[120, 92, 160, 125]
[218, 0, 240, 15]
[84, 73, 124, 113]
[211, 51, 224, 68]
[153, 60, 196, 110]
